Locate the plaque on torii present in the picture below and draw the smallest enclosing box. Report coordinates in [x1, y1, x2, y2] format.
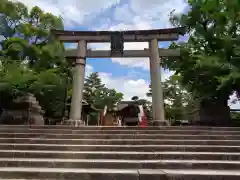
[110, 32, 124, 56]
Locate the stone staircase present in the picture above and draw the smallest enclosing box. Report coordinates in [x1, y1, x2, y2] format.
[0, 125, 239, 179]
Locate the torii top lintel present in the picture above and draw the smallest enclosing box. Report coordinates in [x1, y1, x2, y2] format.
[51, 27, 186, 43]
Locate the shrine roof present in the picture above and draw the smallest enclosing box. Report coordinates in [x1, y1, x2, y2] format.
[51, 27, 186, 37]
[116, 101, 140, 111]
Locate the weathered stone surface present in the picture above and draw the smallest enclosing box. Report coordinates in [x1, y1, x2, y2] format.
[0, 159, 240, 170]
[0, 94, 44, 125]
[0, 144, 240, 152]
[0, 150, 239, 161]
[1, 168, 240, 180]
[0, 138, 239, 146]
[1, 132, 240, 140]
[1, 127, 240, 135]
[1, 125, 240, 130]
[140, 169, 240, 180]
[0, 168, 139, 180]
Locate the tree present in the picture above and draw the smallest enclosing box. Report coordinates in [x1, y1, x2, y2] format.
[83, 72, 105, 106]
[30, 69, 66, 118]
[83, 72, 123, 110]
[0, 0, 68, 121]
[0, 0, 65, 71]
[0, 61, 67, 119]
[0, 62, 35, 109]
[164, 0, 240, 125]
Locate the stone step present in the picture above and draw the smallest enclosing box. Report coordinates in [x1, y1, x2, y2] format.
[1, 128, 240, 135]
[1, 143, 240, 152]
[1, 158, 240, 170]
[1, 125, 240, 131]
[0, 168, 239, 180]
[0, 150, 239, 160]
[1, 133, 240, 140]
[1, 138, 240, 146]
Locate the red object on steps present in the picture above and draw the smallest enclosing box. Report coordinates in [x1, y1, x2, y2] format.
[139, 116, 148, 127]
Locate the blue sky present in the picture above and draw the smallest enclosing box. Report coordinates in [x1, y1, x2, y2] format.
[11, 0, 240, 108]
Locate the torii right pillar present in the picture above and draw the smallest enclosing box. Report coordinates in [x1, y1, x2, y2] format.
[149, 38, 165, 124]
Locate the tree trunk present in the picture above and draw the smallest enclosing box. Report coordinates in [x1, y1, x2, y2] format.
[198, 98, 231, 126]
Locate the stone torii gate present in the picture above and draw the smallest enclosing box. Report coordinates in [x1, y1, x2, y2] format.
[51, 27, 185, 125]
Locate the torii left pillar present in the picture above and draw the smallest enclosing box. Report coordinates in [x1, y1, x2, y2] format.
[69, 40, 86, 126]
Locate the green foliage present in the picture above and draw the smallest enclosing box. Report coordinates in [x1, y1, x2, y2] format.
[30, 69, 66, 118]
[83, 72, 123, 110]
[167, 0, 240, 103]
[0, 0, 65, 71]
[83, 72, 105, 106]
[231, 112, 240, 120]
[231, 111, 240, 126]
[162, 0, 240, 123]
[0, 62, 35, 99]
[0, 0, 28, 38]
[0, 61, 66, 118]
[0, 0, 67, 120]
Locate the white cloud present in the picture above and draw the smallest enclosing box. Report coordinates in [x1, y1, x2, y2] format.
[100, 72, 150, 101]
[85, 64, 94, 77]
[12, 0, 187, 29]
[84, 64, 150, 101]
[230, 103, 240, 109]
[11, 0, 120, 26]
[228, 92, 240, 109]
[129, 0, 187, 28]
[0, 36, 4, 42]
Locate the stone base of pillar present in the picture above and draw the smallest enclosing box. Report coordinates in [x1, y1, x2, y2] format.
[63, 119, 85, 127]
